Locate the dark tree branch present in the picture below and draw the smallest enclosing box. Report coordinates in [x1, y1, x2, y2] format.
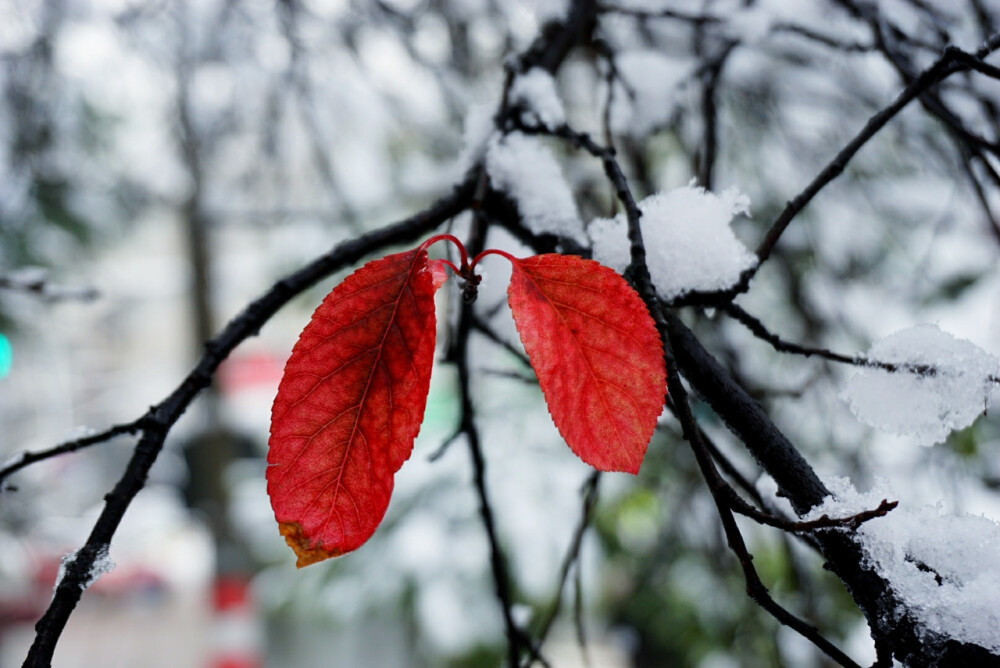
[666, 312, 1000, 666]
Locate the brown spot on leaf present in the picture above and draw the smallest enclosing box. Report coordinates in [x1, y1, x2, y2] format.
[279, 521, 340, 568]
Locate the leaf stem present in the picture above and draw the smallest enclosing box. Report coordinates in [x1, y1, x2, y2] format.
[470, 247, 518, 269]
[421, 233, 470, 268]
[435, 258, 463, 276]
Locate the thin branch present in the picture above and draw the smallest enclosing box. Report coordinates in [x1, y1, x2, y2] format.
[471, 316, 532, 367]
[573, 560, 590, 668]
[528, 471, 600, 662]
[772, 22, 874, 52]
[452, 195, 545, 668]
[0, 419, 144, 488]
[723, 302, 1000, 384]
[723, 302, 860, 365]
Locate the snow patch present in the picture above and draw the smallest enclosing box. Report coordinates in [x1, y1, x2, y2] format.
[590, 183, 756, 299]
[806, 477, 1000, 653]
[54, 545, 115, 595]
[610, 51, 691, 138]
[485, 131, 585, 242]
[519, 0, 569, 25]
[841, 325, 999, 445]
[509, 68, 565, 130]
[457, 102, 497, 173]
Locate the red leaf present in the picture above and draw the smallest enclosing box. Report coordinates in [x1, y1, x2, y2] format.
[506, 254, 666, 474]
[267, 248, 442, 567]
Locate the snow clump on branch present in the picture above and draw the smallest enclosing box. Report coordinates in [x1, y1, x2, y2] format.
[484, 131, 586, 244]
[589, 183, 757, 299]
[841, 325, 999, 445]
[509, 68, 565, 130]
[805, 476, 1000, 653]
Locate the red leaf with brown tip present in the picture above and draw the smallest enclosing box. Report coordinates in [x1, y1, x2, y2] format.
[506, 254, 666, 473]
[267, 248, 442, 567]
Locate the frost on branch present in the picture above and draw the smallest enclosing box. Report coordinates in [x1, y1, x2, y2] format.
[54, 546, 115, 594]
[509, 68, 565, 131]
[841, 325, 999, 445]
[484, 131, 585, 243]
[805, 477, 1000, 653]
[590, 183, 757, 299]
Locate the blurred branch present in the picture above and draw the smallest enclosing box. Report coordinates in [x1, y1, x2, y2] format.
[597, 3, 719, 25]
[0, 271, 99, 302]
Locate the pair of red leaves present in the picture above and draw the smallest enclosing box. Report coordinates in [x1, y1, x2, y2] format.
[267, 235, 666, 567]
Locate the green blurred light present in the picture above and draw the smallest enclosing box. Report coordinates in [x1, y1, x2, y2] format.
[0, 333, 11, 379]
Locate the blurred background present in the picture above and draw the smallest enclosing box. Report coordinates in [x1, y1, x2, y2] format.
[2, 0, 1000, 666]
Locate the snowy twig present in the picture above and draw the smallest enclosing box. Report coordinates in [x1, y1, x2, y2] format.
[661, 323, 863, 668]
[666, 313, 1000, 664]
[723, 302, 1000, 385]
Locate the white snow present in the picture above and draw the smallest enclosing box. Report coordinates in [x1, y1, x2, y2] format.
[805, 476, 1000, 653]
[457, 102, 497, 173]
[609, 51, 691, 138]
[519, 0, 569, 25]
[590, 183, 757, 299]
[54, 545, 115, 595]
[509, 68, 565, 130]
[484, 131, 585, 242]
[842, 325, 999, 445]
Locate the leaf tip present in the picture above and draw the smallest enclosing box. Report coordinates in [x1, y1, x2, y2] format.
[279, 521, 341, 568]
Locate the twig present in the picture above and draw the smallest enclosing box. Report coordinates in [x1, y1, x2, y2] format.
[0, 420, 144, 487]
[528, 471, 600, 660]
[723, 302, 1000, 384]
[0, 273, 99, 302]
[573, 561, 590, 668]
